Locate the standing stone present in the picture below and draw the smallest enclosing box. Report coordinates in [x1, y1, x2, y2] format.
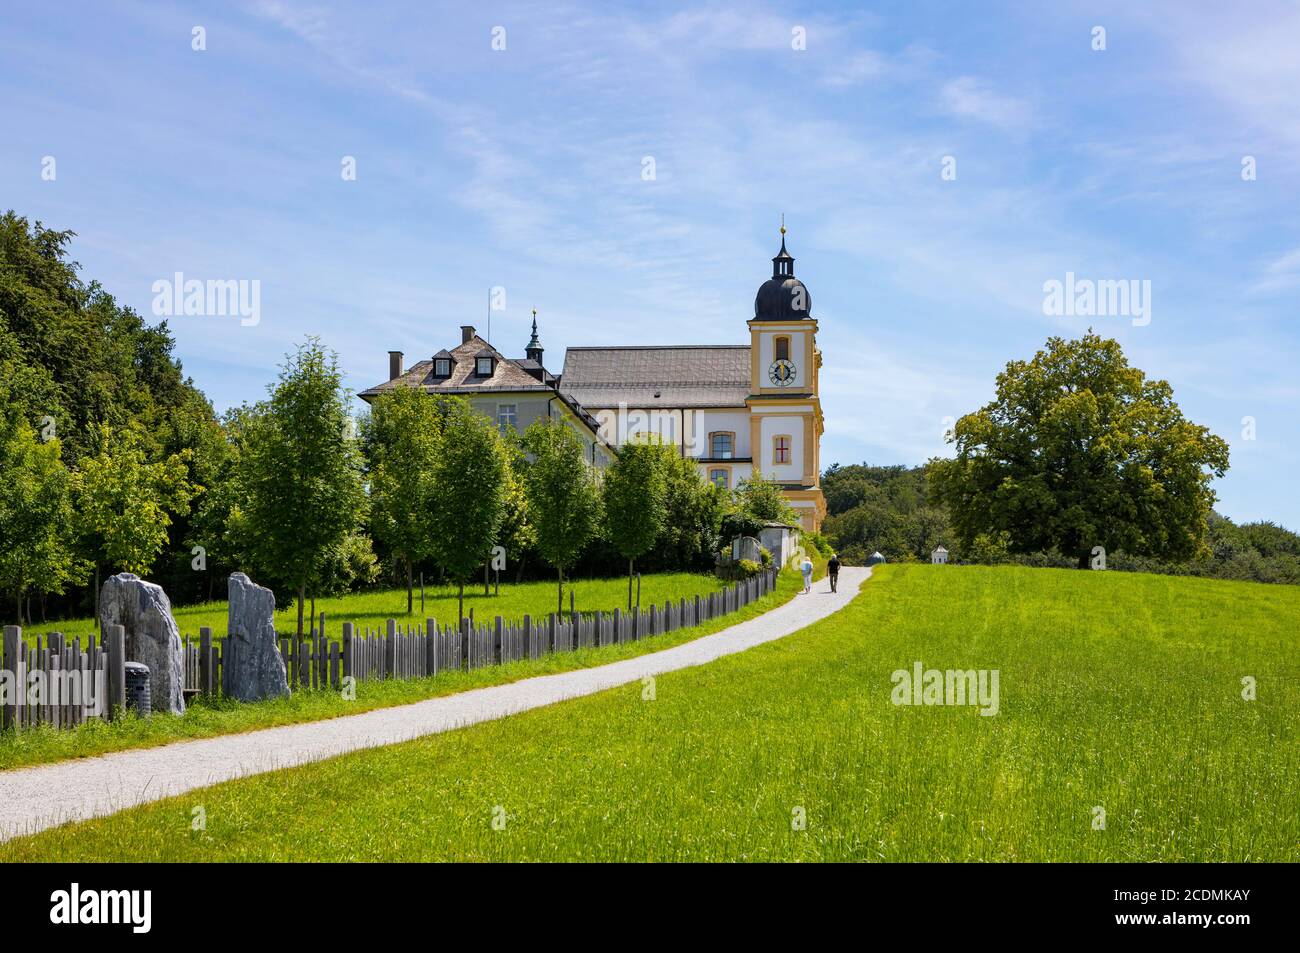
[99, 573, 186, 715]
[226, 573, 290, 702]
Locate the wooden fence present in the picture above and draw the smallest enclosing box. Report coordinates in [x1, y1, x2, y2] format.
[2, 569, 777, 731]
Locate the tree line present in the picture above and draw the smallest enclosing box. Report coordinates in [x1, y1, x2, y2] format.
[1, 211, 798, 628]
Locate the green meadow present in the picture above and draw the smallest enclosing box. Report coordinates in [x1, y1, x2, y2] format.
[5, 563, 1294, 861]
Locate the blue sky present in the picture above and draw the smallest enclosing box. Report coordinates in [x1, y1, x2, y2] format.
[3, 1, 1298, 529]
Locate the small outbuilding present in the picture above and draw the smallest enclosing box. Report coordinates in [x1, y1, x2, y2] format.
[866, 551, 886, 566]
[931, 546, 949, 565]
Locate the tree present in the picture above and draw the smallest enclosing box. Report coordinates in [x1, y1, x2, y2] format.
[427, 398, 509, 622]
[928, 332, 1230, 566]
[738, 473, 795, 527]
[602, 438, 670, 608]
[493, 430, 536, 585]
[0, 418, 83, 623]
[73, 424, 196, 621]
[651, 451, 727, 571]
[364, 388, 443, 614]
[522, 418, 601, 615]
[240, 339, 365, 636]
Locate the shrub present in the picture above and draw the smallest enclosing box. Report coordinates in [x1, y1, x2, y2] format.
[737, 559, 763, 579]
[803, 530, 835, 558]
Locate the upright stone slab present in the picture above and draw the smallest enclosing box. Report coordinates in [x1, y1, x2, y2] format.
[99, 573, 186, 715]
[226, 573, 290, 702]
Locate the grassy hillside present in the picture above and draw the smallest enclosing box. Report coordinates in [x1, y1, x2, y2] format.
[3, 564, 1295, 861]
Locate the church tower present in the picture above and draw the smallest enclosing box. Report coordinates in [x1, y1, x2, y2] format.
[746, 223, 826, 531]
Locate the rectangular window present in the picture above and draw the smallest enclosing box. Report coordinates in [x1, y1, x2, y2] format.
[476, 357, 493, 376]
[773, 434, 792, 465]
[710, 432, 733, 459]
[434, 358, 450, 376]
[497, 403, 517, 432]
[775, 336, 790, 361]
[709, 468, 729, 489]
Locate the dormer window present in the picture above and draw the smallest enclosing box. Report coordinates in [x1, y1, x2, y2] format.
[431, 349, 455, 379]
[475, 352, 496, 377]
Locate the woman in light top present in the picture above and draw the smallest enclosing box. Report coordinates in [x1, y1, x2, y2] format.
[800, 555, 814, 594]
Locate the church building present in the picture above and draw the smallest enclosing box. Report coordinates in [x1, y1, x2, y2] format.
[362, 228, 826, 531]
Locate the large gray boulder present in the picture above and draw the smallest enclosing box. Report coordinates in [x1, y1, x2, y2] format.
[99, 573, 186, 715]
[225, 573, 289, 702]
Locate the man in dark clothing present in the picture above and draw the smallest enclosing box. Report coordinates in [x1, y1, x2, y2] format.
[827, 554, 841, 592]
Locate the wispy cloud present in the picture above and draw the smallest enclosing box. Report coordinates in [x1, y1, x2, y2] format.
[938, 76, 1030, 129]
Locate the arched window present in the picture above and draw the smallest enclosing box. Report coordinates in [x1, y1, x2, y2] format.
[775, 336, 790, 362]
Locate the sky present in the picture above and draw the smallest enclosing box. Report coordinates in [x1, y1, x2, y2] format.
[3, 1, 1298, 529]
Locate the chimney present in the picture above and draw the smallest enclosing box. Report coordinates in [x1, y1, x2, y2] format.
[460, 325, 475, 344]
[387, 350, 404, 380]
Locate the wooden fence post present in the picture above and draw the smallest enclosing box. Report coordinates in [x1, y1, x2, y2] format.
[493, 617, 503, 664]
[385, 619, 397, 679]
[2, 625, 20, 731]
[198, 626, 212, 696]
[425, 618, 437, 675]
[341, 622, 353, 680]
[106, 624, 126, 720]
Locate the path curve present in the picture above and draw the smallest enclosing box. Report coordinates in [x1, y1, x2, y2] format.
[0, 567, 870, 842]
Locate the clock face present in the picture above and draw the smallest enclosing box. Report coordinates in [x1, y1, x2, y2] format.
[769, 359, 797, 386]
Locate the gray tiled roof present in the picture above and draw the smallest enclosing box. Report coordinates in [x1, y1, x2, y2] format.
[360, 335, 552, 398]
[560, 345, 751, 408]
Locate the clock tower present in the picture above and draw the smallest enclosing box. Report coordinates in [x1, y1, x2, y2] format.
[746, 225, 826, 531]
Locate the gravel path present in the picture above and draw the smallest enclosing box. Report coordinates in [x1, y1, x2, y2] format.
[0, 567, 869, 842]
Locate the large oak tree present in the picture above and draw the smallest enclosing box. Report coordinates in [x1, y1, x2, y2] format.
[928, 333, 1229, 566]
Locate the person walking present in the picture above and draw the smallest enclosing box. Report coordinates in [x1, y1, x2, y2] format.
[800, 554, 814, 594]
[828, 553, 841, 593]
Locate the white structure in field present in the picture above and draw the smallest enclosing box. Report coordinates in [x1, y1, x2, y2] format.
[932, 546, 948, 565]
[363, 227, 827, 531]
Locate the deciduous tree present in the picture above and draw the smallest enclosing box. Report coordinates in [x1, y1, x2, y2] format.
[602, 438, 669, 607]
[522, 418, 601, 615]
[364, 388, 443, 614]
[239, 339, 365, 636]
[427, 398, 509, 622]
[73, 424, 196, 622]
[928, 332, 1230, 566]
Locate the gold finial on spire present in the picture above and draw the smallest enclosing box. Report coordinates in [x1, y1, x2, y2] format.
[779, 213, 786, 236]
[532, 307, 537, 318]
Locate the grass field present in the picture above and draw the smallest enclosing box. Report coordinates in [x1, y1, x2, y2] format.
[4, 563, 1294, 862]
[5, 571, 729, 643]
[0, 565, 812, 772]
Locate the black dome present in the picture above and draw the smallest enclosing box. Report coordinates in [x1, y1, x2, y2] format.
[753, 235, 812, 320]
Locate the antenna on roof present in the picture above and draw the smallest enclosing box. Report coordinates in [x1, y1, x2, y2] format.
[486, 288, 491, 344]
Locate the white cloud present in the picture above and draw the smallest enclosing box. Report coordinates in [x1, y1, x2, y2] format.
[938, 76, 1030, 130]
[1248, 247, 1300, 295]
